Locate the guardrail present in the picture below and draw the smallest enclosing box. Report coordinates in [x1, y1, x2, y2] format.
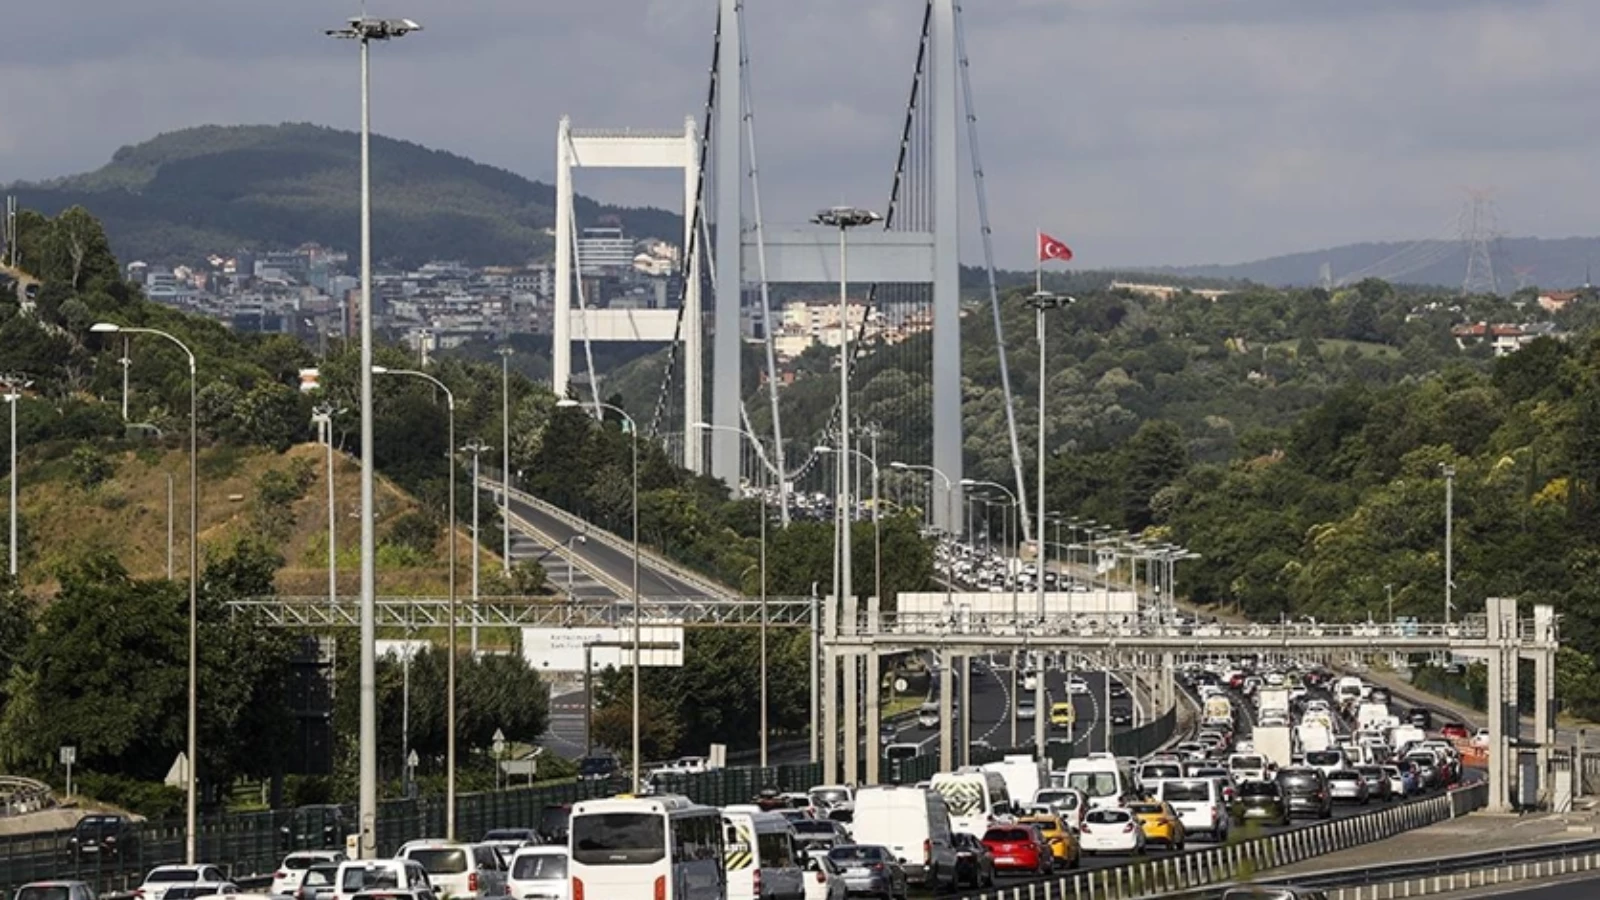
[951, 781, 1488, 899]
[494, 481, 739, 601]
[0, 778, 54, 817]
[1283, 836, 1600, 897]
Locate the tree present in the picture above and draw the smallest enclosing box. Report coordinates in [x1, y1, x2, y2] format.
[1120, 420, 1189, 530]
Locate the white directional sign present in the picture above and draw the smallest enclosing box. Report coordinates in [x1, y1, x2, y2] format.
[520, 626, 685, 671]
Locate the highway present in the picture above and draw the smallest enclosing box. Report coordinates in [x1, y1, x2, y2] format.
[504, 491, 707, 599]
[1447, 877, 1600, 899]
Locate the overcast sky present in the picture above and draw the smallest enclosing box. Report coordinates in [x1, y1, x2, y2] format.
[2, 0, 1597, 269]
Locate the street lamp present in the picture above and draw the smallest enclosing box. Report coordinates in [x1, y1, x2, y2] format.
[694, 422, 774, 767]
[558, 398, 641, 791]
[561, 535, 588, 597]
[91, 322, 198, 863]
[1441, 463, 1455, 625]
[312, 404, 346, 613]
[325, 13, 421, 859]
[463, 439, 491, 655]
[497, 347, 514, 576]
[0, 374, 30, 577]
[372, 364, 458, 839]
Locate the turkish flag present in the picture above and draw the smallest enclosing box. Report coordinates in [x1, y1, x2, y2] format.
[1038, 232, 1074, 263]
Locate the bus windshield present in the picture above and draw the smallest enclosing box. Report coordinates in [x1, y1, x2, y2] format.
[571, 813, 666, 865]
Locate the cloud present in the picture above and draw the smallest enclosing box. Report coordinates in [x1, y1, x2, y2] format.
[1, 0, 1598, 268]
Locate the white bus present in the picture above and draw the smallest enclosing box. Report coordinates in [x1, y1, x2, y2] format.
[929, 769, 1012, 837]
[569, 794, 725, 900]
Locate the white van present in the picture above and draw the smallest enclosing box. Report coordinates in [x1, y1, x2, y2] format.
[849, 786, 959, 891]
[397, 842, 506, 900]
[722, 809, 805, 900]
[929, 769, 1012, 837]
[1063, 754, 1135, 811]
[332, 860, 434, 900]
[981, 756, 1045, 809]
[1157, 779, 1231, 842]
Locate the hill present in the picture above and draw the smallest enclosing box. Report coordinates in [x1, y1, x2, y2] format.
[16, 441, 497, 597]
[1154, 235, 1600, 291]
[4, 123, 682, 267]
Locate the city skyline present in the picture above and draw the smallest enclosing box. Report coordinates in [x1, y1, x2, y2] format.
[2, 1, 1598, 269]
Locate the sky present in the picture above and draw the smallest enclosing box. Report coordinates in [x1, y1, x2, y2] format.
[2, 0, 1599, 269]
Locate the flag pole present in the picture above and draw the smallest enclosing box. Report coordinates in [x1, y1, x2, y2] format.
[1035, 229, 1042, 293]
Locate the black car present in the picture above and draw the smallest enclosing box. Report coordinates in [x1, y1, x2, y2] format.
[537, 804, 572, 844]
[68, 815, 138, 862]
[281, 805, 348, 850]
[952, 831, 995, 889]
[1109, 681, 1130, 699]
[577, 754, 619, 781]
[1275, 768, 1332, 820]
[1406, 708, 1433, 729]
[1236, 780, 1289, 827]
[1109, 705, 1133, 726]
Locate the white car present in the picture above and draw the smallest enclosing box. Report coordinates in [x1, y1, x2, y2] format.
[1067, 676, 1090, 695]
[1472, 727, 1491, 747]
[398, 842, 506, 900]
[137, 866, 231, 900]
[271, 851, 346, 897]
[1077, 808, 1145, 856]
[506, 847, 567, 900]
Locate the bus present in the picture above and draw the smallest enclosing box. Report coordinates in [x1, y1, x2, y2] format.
[569, 794, 726, 900]
[929, 769, 1012, 837]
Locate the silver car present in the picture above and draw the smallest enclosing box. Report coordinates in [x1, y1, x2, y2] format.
[826, 845, 907, 900]
[1325, 769, 1369, 805]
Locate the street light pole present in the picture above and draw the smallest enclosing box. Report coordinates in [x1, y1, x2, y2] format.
[1, 374, 29, 577]
[373, 365, 456, 838]
[561, 399, 639, 791]
[1442, 463, 1455, 625]
[497, 346, 513, 576]
[464, 439, 490, 655]
[313, 404, 345, 613]
[325, 13, 421, 859]
[90, 324, 197, 863]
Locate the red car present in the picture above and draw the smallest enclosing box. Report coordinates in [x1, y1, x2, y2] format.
[981, 825, 1051, 875]
[1441, 723, 1469, 741]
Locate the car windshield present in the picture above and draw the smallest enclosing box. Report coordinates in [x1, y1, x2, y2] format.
[810, 789, 849, 804]
[510, 854, 566, 881]
[982, 829, 1030, 842]
[1278, 773, 1321, 793]
[1066, 772, 1119, 798]
[484, 830, 532, 842]
[17, 888, 73, 900]
[147, 872, 199, 884]
[1140, 765, 1181, 779]
[1240, 782, 1279, 797]
[792, 822, 836, 836]
[1128, 803, 1162, 815]
[571, 813, 665, 866]
[1231, 757, 1265, 770]
[1306, 751, 1343, 766]
[1327, 771, 1359, 782]
[577, 757, 615, 775]
[303, 869, 337, 888]
[1085, 810, 1130, 824]
[406, 849, 467, 875]
[284, 856, 322, 871]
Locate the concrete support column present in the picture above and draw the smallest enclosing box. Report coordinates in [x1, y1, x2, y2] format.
[929, 0, 963, 531]
[552, 118, 573, 397]
[1487, 597, 1511, 812]
[843, 652, 859, 784]
[823, 591, 839, 785]
[865, 651, 881, 785]
[939, 649, 955, 772]
[711, 0, 743, 484]
[1535, 647, 1552, 782]
[961, 655, 973, 765]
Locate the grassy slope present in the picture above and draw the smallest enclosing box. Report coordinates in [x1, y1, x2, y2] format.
[19, 442, 497, 595]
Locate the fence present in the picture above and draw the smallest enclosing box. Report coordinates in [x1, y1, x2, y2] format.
[947, 781, 1488, 899]
[0, 762, 830, 899]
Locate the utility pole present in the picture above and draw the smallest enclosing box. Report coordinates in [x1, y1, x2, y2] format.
[464, 439, 490, 655]
[119, 339, 131, 421]
[313, 404, 346, 614]
[1442, 464, 1455, 625]
[497, 346, 513, 576]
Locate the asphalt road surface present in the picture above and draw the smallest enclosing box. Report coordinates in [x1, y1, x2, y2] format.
[505, 491, 707, 598]
[1438, 875, 1600, 899]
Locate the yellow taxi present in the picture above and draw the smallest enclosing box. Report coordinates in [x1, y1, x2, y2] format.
[1049, 701, 1076, 728]
[1018, 813, 1081, 869]
[1130, 800, 1185, 851]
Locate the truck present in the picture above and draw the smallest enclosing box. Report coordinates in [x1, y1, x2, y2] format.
[1296, 721, 1333, 754]
[1203, 695, 1234, 729]
[1256, 687, 1291, 725]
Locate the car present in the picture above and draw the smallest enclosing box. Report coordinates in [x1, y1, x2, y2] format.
[1471, 727, 1491, 747]
[271, 852, 347, 897]
[333, 861, 436, 900]
[15, 882, 97, 900]
[397, 842, 506, 900]
[505, 846, 567, 900]
[1129, 801, 1185, 850]
[791, 820, 851, 862]
[1324, 768, 1363, 800]
[349, 892, 431, 900]
[950, 832, 996, 889]
[1109, 705, 1133, 727]
[1219, 886, 1331, 900]
[801, 855, 849, 900]
[1031, 788, 1089, 831]
[1067, 676, 1090, 695]
[1236, 780, 1289, 827]
[1383, 764, 1417, 798]
[575, 754, 619, 782]
[154, 884, 239, 900]
[1407, 708, 1433, 730]
[282, 806, 349, 851]
[1157, 780, 1230, 842]
[980, 824, 1051, 875]
[295, 864, 342, 900]
[1018, 814, 1080, 870]
[69, 815, 139, 862]
[1076, 808, 1144, 856]
[879, 720, 899, 743]
[1049, 702, 1076, 729]
[1016, 696, 1037, 721]
[825, 845, 908, 899]
[137, 866, 232, 900]
[1276, 768, 1333, 820]
[1108, 681, 1130, 699]
[1356, 766, 1392, 802]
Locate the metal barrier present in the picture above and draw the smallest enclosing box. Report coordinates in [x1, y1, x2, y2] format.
[948, 781, 1489, 899]
[0, 778, 54, 817]
[0, 762, 828, 898]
